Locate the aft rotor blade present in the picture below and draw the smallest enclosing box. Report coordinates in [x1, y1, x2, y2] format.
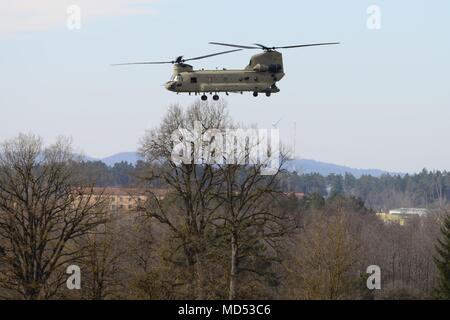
[275, 42, 340, 49]
[111, 61, 173, 66]
[183, 49, 243, 62]
[209, 42, 261, 50]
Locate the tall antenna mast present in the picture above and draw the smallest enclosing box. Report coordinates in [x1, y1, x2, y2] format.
[293, 121, 297, 159]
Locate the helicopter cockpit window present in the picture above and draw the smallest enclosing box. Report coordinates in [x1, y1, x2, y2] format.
[269, 64, 283, 73]
[175, 75, 183, 82]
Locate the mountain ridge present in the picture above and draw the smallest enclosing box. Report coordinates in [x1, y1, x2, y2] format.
[284, 158, 393, 177]
[85, 152, 396, 177]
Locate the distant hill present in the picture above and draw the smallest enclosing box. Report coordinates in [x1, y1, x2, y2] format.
[86, 152, 143, 167]
[87, 152, 392, 177]
[101, 152, 142, 166]
[284, 159, 391, 178]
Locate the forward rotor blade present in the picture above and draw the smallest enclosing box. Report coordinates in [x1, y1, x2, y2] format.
[111, 61, 173, 66]
[183, 49, 243, 62]
[254, 43, 270, 50]
[275, 42, 340, 49]
[209, 42, 261, 50]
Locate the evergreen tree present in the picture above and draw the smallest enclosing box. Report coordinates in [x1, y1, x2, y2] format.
[434, 214, 450, 299]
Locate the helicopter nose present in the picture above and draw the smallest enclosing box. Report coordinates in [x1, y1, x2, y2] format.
[165, 81, 176, 91]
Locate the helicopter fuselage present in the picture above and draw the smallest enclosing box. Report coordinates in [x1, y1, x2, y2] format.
[165, 51, 285, 96]
[114, 41, 339, 99]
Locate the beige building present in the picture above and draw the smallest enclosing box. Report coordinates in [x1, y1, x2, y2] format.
[376, 208, 428, 226]
[90, 188, 167, 212]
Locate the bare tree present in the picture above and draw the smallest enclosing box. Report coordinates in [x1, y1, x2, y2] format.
[215, 160, 291, 300]
[284, 204, 361, 300]
[139, 102, 230, 299]
[77, 213, 126, 300]
[0, 134, 106, 299]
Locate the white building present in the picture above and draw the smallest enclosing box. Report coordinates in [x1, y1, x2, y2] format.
[388, 208, 428, 217]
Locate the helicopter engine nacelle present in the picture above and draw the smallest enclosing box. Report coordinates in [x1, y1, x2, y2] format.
[252, 64, 269, 72]
[173, 63, 194, 74]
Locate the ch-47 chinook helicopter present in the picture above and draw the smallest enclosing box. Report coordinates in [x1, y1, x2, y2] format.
[113, 41, 339, 101]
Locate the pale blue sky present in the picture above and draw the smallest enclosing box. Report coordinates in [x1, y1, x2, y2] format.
[1, 0, 449, 173]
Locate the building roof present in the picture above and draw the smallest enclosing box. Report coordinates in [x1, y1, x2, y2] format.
[90, 187, 168, 197]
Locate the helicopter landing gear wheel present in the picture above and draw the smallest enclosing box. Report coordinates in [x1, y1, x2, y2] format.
[266, 92, 271, 97]
[201, 94, 208, 101]
[253, 92, 258, 97]
[213, 94, 219, 101]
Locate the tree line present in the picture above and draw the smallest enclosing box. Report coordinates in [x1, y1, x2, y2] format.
[78, 160, 450, 212]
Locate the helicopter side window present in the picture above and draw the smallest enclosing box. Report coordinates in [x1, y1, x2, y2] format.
[190, 77, 198, 84]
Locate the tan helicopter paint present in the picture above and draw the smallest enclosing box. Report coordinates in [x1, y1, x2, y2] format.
[166, 51, 285, 94]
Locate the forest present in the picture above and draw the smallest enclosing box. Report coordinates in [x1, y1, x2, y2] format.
[1, 102, 450, 300]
